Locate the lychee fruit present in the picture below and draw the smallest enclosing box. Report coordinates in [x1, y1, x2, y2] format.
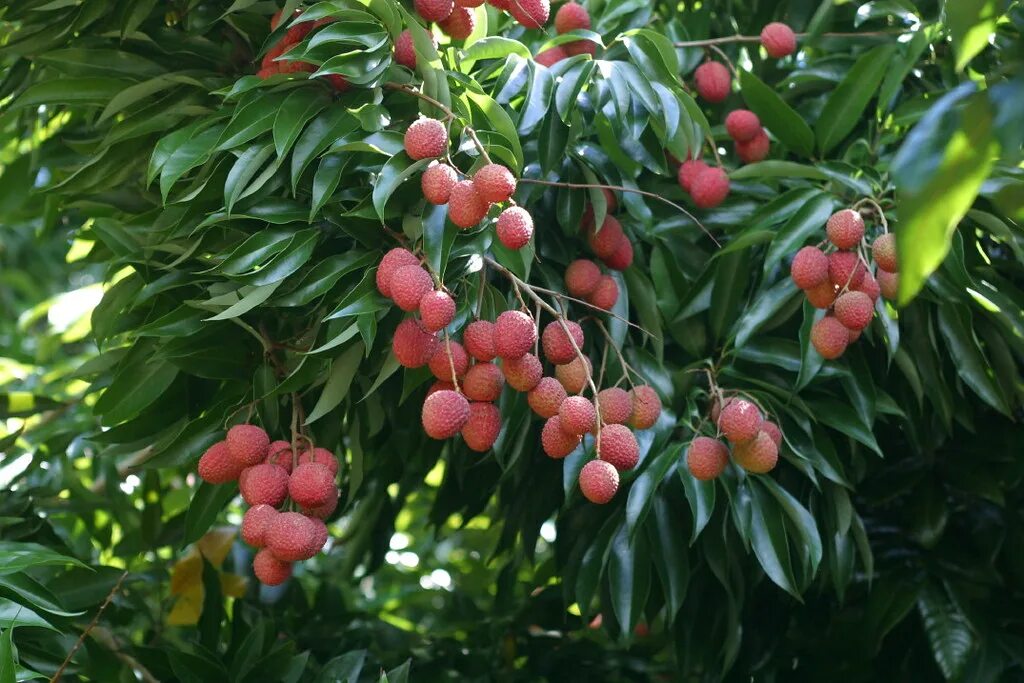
[579, 459, 619, 504]
[198, 441, 244, 483]
[241, 504, 279, 548]
[556, 355, 591, 394]
[253, 549, 292, 585]
[394, 29, 417, 70]
[717, 398, 762, 444]
[404, 118, 448, 160]
[240, 463, 290, 507]
[559, 396, 597, 435]
[458, 0, 484, 5]
[429, 339, 470, 382]
[422, 163, 458, 205]
[494, 310, 537, 359]
[811, 316, 849, 359]
[265, 511, 319, 561]
[806, 281, 838, 309]
[535, 46, 568, 67]
[691, 167, 730, 209]
[392, 318, 440, 368]
[496, 207, 533, 249]
[603, 237, 633, 271]
[725, 110, 761, 142]
[736, 129, 770, 164]
[732, 430, 779, 473]
[288, 462, 335, 508]
[597, 423, 639, 471]
[542, 320, 585, 365]
[596, 387, 632, 425]
[678, 159, 709, 194]
[324, 74, 351, 93]
[555, 1, 590, 33]
[686, 436, 729, 481]
[629, 385, 662, 430]
[790, 246, 829, 289]
[419, 289, 456, 331]
[565, 259, 602, 298]
[710, 396, 733, 424]
[283, 21, 314, 45]
[301, 486, 340, 520]
[827, 209, 865, 250]
[872, 232, 898, 272]
[587, 216, 625, 260]
[877, 269, 899, 300]
[462, 402, 502, 451]
[760, 420, 783, 447]
[564, 39, 596, 57]
[427, 380, 455, 396]
[227, 424, 270, 467]
[542, 415, 581, 458]
[761, 22, 797, 59]
[463, 362, 505, 402]
[298, 447, 339, 475]
[376, 247, 420, 298]
[415, 0, 455, 22]
[473, 163, 517, 203]
[509, 0, 550, 29]
[389, 264, 433, 312]
[421, 389, 471, 439]
[834, 291, 874, 331]
[588, 275, 619, 311]
[528, 377, 568, 418]
[857, 271, 881, 302]
[305, 518, 329, 556]
[464, 319, 497, 361]
[265, 440, 294, 472]
[439, 6, 475, 39]
[448, 180, 489, 229]
[829, 251, 866, 289]
[503, 353, 543, 392]
[694, 62, 731, 103]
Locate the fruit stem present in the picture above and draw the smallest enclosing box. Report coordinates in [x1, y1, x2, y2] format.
[706, 43, 738, 78]
[672, 28, 909, 48]
[593, 318, 640, 390]
[443, 330, 462, 393]
[521, 281, 655, 339]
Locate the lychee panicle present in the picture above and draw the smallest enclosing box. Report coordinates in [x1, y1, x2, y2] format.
[392, 318, 440, 368]
[461, 402, 502, 452]
[265, 440, 294, 472]
[496, 206, 533, 249]
[806, 281, 838, 309]
[694, 61, 731, 103]
[717, 398, 763, 444]
[735, 129, 770, 164]
[421, 389, 471, 439]
[554, 1, 590, 33]
[298, 447, 339, 475]
[555, 355, 591, 394]
[579, 459, 619, 504]
[301, 485, 340, 520]
[535, 46, 568, 67]
[686, 436, 729, 481]
[833, 291, 874, 331]
[428, 339, 469, 382]
[857, 271, 881, 302]
[439, 6, 475, 39]
[587, 215, 624, 260]
[877, 269, 899, 300]
[588, 275, 619, 311]
[760, 420, 783, 447]
[240, 463, 290, 507]
[790, 246, 829, 290]
[602, 236, 633, 271]
[241, 503, 279, 548]
[388, 264, 433, 312]
[394, 29, 417, 69]
[414, 0, 454, 23]
[565, 259, 602, 298]
[422, 163, 458, 205]
[253, 548, 292, 586]
[503, 353, 543, 392]
[559, 395, 597, 435]
[761, 22, 797, 59]
[541, 319, 585, 365]
[725, 109, 761, 143]
[509, 0, 550, 29]
[678, 159, 709, 194]
[872, 232, 898, 272]
[828, 251, 866, 289]
[597, 387, 632, 425]
[404, 117, 448, 160]
[265, 511, 320, 562]
[690, 167, 730, 209]
[376, 247, 419, 297]
[448, 180, 489, 229]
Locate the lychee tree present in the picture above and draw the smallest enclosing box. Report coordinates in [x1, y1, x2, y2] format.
[1, 0, 1023, 681]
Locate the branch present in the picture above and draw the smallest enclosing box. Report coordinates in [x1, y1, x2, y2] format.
[51, 570, 130, 683]
[672, 29, 908, 48]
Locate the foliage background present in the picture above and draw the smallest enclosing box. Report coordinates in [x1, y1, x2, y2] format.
[1, 0, 1023, 681]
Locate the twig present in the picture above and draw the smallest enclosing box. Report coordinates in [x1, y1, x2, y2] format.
[673, 29, 908, 48]
[524, 282, 655, 339]
[443, 330, 462, 392]
[593, 319, 640, 390]
[51, 570, 130, 683]
[707, 44, 737, 77]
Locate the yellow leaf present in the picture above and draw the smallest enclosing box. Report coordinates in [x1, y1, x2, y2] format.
[170, 547, 202, 596]
[167, 586, 203, 626]
[221, 573, 248, 598]
[197, 526, 237, 568]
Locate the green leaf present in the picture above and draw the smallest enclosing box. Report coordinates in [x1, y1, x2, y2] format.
[816, 44, 897, 155]
[761, 192, 835, 276]
[465, 90, 524, 172]
[461, 37, 531, 63]
[305, 342, 364, 424]
[0, 543, 84, 576]
[730, 161, 828, 182]
[936, 304, 1009, 414]
[0, 574, 81, 617]
[607, 521, 650, 636]
[678, 467, 715, 543]
[373, 156, 431, 220]
[739, 70, 814, 156]
[732, 278, 800, 349]
[946, 0, 999, 71]
[317, 650, 366, 683]
[273, 87, 331, 158]
[94, 360, 179, 425]
[0, 625, 14, 683]
[645, 494, 689, 624]
[813, 398, 882, 455]
[625, 445, 680, 537]
[9, 77, 132, 109]
[205, 282, 282, 321]
[291, 108, 358, 192]
[182, 483, 237, 547]
[756, 478, 823, 575]
[0, 600, 55, 632]
[747, 484, 800, 598]
[796, 302, 825, 390]
[918, 582, 974, 680]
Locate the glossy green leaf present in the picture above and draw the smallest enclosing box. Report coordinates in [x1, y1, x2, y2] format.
[816, 44, 896, 154]
[740, 70, 814, 156]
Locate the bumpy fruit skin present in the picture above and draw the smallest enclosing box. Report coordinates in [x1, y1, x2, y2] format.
[305, 518, 329, 556]
[587, 216, 625, 260]
[462, 402, 502, 452]
[877, 269, 899, 300]
[687, 437, 729, 481]
[710, 396, 733, 424]
[629, 385, 662, 430]
[394, 30, 417, 69]
[439, 6, 475, 39]
[448, 180, 489, 229]
[463, 362, 505, 402]
[542, 415, 581, 458]
[827, 209, 866, 250]
[509, 0, 550, 29]
[429, 340, 469, 382]
[496, 207, 533, 249]
[760, 421, 783, 447]
[556, 356, 591, 394]
[415, 0, 454, 22]
[494, 310, 537, 359]
[392, 318, 440, 368]
[791, 246, 830, 289]
[253, 549, 292, 586]
[828, 251, 866, 289]
[376, 247, 419, 297]
[559, 396, 597, 435]
[266, 511, 319, 562]
[735, 129, 770, 164]
[598, 423, 640, 471]
[834, 291, 874, 331]
[541, 320, 584, 365]
[288, 462, 335, 507]
[579, 459, 619, 504]
[677, 160, 708, 195]
[761, 22, 797, 58]
[240, 463, 290, 506]
[565, 259, 602, 298]
[427, 380, 455, 396]
[227, 424, 271, 467]
[588, 275, 619, 311]
[298, 447, 339, 475]
[694, 62, 731, 103]
[732, 430, 779, 473]
[691, 167, 730, 209]
[811, 316, 849, 359]
[198, 441, 244, 483]
[421, 389, 471, 439]
[389, 264, 433, 312]
[872, 232, 898, 272]
[404, 118, 448, 160]
[806, 281, 838, 309]
[266, 440, 294, 472]
[857, 271, 881, 302]
[464, 320, 497, 361]
[419, 290, 456, 331]
[597, 387, 632, 425]
[555, 1, 590, 32]
[528, 377, 567, 418]
[603, 237, 634, 271]
[718, 399, 763, 444]
[535, 46, 568, 67]
[302, 486, 339, 520]
[473, 164, 517, 203]
[725, 110, 761, 142]
[564, 39, 596, 57]
[422, 163, 458, 205]
[503, 353, 543, 392]
[458, 0, 484, 5]
[241, 504, 279, 548]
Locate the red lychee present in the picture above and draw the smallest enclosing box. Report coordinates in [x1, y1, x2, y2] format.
[629, 385, 662, 430]
[429, 339, 470, 382]
[422, 163, 458, 205]
[240, 463, 289, 507]
[587, 216, 625, 260]
[394, 29, 417, 70]
[301, 486, 340, 520]
[857, 271, 881, 302]
[509, 0, 550, 29]
[718, 398, 763, 444]
[603, 237, 633, 271]
[241, 504, 279, 548]
[597, 423, 640, 471]
[496, 207, 533, 249]
[691, 167, 730, 209]
[579, 459, 619, 504]
[588, 275, 619, 311]
[503, 353, 543, 392]
[811, 316, 849, 359]
[463, 362, 505, 402]
[427, 380, 455, 396]
[389, 264, 433, 312]
[736, 129, 770, 164]
[834, 291, 874, 331]
[298, 447, 339, 475]
[464, 320, 497, 361]
[555, 2, 590, 33]
[198, 441, 244, 484]
[421, 389, 471, 439]
[791, 246, 830, 289]
[535, 46, 568, 67]
[227, 424, 270, 467]
[733, 430, 779, 473]
[872, 232, 898, 272]
[376, 247, 420, 297]
[305, 518, 329, 556]
[565, 259, 602, 298]
[288, 462, 335, 508]
[392, 318, 440, 368]
[462, 402, 502, 452]
[265, 511, 319, 562]
[494, 310, 537, 359]
[415, 0, 455, 22]
[458, 0, 484, 5]
[528, 376, 567, 418]
[556, 355, 591, 394]
[725, 110, 761, 142]
[686, 436, 729, 481]
[694, 62, 731, 103]
[448, 180, 489, 229]
[439, 6, 475, 39]
[828, 251, 867, 289]
[597, 387, 632, 425]
[827, 209, 865, 250]
[761, 420, 783, 447]
[559, 395, 597, 435]
[678, 159, 709, 194]
[324, 74, 350, 92]
[473, 163, 517, 203]
[253, 549, 292, 585]
[541, 320, 585, 365]
[542, 415, 581, 458]
[761, 22, 797, 59]
[564, 39, 596, 57]
[877, 269, 899, 300]
[265, 440, 294, 472]
[419, 289, 456, 331]
[404, 118, 448, 160]
[806, 281, 838, 309]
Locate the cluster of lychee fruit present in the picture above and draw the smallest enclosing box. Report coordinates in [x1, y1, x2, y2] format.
[257, 9, 350, 91]
[536, 2, 595, 66]
[415, 0, 550, 37]
[789, 208, 899, 359]
[562, 189, 631, 310]
[686, 397, 781, 480]
[197, 424, 339, 586]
